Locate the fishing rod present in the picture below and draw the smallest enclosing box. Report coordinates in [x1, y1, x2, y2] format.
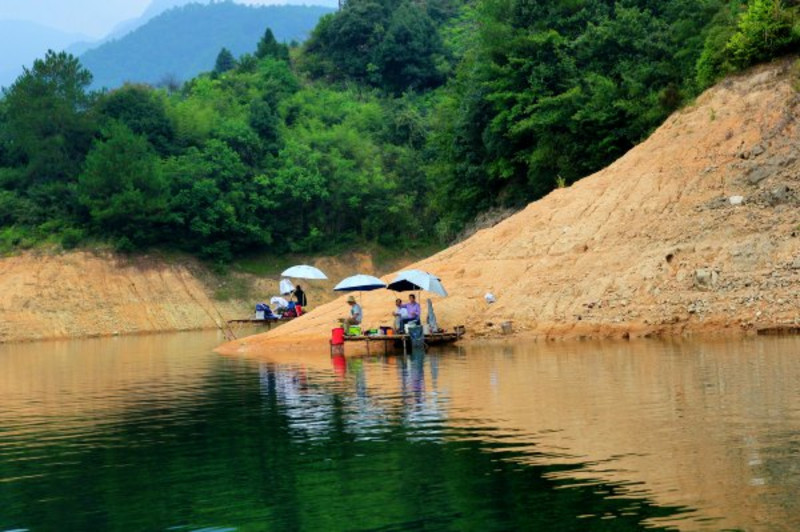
[175, 268, 237, 341]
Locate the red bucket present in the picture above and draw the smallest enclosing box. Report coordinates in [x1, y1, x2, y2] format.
[296, 305, 303, 316]
[331, 327, 345, 345]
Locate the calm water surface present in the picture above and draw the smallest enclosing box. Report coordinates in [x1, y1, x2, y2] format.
[1, 331, 798, 531]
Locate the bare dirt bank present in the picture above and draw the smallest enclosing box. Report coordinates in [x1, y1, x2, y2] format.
[0, 248, 419, 344]
[0, 251, 248, 343]
[221, 60, 800, 355]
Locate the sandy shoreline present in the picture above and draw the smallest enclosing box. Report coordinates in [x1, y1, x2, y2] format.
[215, 319, 800, 358]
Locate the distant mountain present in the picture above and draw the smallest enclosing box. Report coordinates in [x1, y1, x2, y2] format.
[80, 2, 335, 90]
[106, 0, 200, 43]
[66, 0, 200, 59]
[0, 20, 89, 89]
[2, 1, 202, 85]
[80, 0, 337, 50]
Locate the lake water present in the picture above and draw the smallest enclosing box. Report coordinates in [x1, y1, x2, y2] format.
[1, 331, 798, 531]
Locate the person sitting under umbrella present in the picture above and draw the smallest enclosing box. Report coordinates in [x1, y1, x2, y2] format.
[392, 298, 408, 331]
[398, 294, 421, 332]
[340, 295, 363, 331]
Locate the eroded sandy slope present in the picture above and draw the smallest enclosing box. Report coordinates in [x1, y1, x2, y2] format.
[223, 60, 800, 354]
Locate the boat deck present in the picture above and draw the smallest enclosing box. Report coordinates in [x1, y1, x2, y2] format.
[226, 317, 295, 333]
[227, 317, 295, 324]
[340, 327, 465, 355]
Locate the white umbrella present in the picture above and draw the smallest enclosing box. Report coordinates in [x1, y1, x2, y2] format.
[279, 278, 295, 295]
[387, 269, 448, 297]
[281, 264, 328, 280]
[334, 274, 387, 292]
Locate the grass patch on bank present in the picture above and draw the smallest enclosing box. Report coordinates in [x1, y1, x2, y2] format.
[233, 253, 302, 277]
[232, 241, 446, 278]
[212, 274, 254, 301]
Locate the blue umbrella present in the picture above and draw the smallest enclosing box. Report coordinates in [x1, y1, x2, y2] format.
[334, 274, 387, 292]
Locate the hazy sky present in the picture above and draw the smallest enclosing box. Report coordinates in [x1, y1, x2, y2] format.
[0, 1, 149, 37]
[0, 0, 279, 38]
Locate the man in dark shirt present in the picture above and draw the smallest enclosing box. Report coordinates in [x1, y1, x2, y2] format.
[293, 285, 307, 307]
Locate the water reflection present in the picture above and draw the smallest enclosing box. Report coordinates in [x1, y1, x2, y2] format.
[247, 350, 688, 531]
[251, 337, 800, 531]
[1, 333, 798, 531]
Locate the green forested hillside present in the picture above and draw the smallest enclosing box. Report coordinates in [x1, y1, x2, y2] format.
[0, 0, 797, 262]
[81, 2, 334, 89]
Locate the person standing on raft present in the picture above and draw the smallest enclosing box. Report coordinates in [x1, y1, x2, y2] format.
[293, 285, 307, 308]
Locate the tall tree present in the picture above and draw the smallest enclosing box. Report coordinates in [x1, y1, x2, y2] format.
[255, 28, 290, 61]
[96, 84, 176, 155]
[2, 50, 95, 219]
[300, 0, 392, 83]
[213, 47, 237, 75]
[78, 122, 167, 246]
[373, 1, 446, 94]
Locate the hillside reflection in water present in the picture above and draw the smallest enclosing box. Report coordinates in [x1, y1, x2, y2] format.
[0, 332, 798, 531]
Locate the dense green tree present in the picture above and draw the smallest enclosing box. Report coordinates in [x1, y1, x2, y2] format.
[237, 53, 260, 73]
[96, 84, 176, 155]
[264, 86, 423, 248]
[2, 51, 94, 173]
[695, 2, 744, 89]
[249, 98, 282, 155]
[300, 0, 456, 93]
[163, 140, 272, 260]
[255, 28, 290, 61]
[214, 48, 237, 75]
[373, 1, 446, 94]
[1, 50, 96, 222]
[0, 189, 31, 226]
[214, 120, 265, 167]
[256, 58, 301, 106]
[301, 0, 390, 83]
[78, 122, 168, 245]
[727, 0, 799, 67]
[428, 0, 732, 231]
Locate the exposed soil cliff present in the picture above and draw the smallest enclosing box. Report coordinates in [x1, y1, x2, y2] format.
[224, 60, 800, 353]
[0, 251, 242, 343]
[0, 248, 415, 343]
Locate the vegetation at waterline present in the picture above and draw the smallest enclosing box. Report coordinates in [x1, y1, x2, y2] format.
[0, 0, 797, 262]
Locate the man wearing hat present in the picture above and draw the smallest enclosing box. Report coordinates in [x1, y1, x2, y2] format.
[341, 295, 363, 328]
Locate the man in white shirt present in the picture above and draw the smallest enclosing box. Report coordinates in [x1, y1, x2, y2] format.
[392, 298, 408, 331]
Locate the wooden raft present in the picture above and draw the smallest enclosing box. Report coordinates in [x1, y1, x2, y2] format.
[226, 317, 295, 332]
[340, 327, 465, 355]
